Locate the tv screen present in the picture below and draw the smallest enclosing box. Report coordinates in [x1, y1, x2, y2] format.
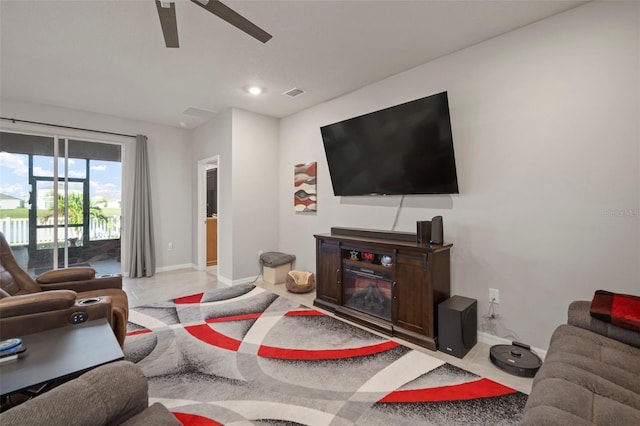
[320, 91, 458, 196]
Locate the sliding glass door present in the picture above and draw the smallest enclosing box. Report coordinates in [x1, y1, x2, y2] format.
[0, 131, 122, 276]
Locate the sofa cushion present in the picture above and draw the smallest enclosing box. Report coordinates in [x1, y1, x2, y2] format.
[522, 324, 640, 425]
[0, 361, 148, 426]
[521, 404, 591, 425]
[523, 377, 640, 425]
[120, 403, 181, 426]
[547, 325, 640, 378]
[569, 301, 640, 349]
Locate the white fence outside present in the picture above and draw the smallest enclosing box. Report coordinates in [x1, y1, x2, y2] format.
[0, 216, 121, 246]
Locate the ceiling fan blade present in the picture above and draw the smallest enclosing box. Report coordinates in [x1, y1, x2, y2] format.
[155, 1, 179, 48]
[190, 0, 272, 43]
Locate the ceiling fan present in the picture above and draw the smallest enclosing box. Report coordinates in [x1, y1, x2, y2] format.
[154, 0, 272, 48]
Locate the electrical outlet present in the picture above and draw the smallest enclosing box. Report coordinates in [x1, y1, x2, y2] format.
[168, 242, 173, 251]
[489, 288, 499, 304]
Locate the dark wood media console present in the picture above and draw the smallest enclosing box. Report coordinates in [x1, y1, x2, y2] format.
[314, 231, 452, 351]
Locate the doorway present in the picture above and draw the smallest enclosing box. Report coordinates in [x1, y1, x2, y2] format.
[197, 156, 219, 270]
[206, 166, 217, 266]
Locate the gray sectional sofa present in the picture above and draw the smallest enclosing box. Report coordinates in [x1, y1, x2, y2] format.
[521, 300, 640, 425]
[0, 360, 180, 426]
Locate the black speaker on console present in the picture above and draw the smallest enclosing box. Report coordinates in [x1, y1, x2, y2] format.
[438, 295, 477, 359]
[430, 215, 443, 245]
[416, 220, 432, 244]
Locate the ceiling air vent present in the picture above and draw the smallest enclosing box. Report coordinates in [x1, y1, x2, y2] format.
[182, 107, 216, 118]
[282, 88, 306, 98]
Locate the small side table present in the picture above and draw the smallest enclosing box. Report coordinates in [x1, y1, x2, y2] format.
[0, 318, 124, 398]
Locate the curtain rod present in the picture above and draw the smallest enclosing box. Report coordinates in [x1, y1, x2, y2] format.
[0, 116, 137, 138]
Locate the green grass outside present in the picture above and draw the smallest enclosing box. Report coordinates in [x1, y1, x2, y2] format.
[0, 208, 30, 218]
[102, 208, 121, 217]
[0, 208, 121, 219]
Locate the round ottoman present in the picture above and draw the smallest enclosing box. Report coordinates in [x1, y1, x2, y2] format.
[286, 271, 315, 293]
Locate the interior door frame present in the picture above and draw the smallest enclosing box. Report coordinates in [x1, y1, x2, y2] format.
[197, 155, 219, 270]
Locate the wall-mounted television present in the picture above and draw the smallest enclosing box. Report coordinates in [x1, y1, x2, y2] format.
[320, 91, 458, 196]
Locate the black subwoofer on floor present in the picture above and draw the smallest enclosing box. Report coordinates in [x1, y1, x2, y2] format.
[438, 295, 477, 359]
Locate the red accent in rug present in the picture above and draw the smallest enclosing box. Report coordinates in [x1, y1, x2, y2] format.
[185, 310, 399, 358]
[126, 284, 529, 423]
[379, 378, 517, 403]
[126, 329, 152, 337]
[185, 324, 241, 351]
[206, 313, 262, 323]
[258, 340, 400, 360]
[284, 309, 324, 317]
[173, 412, 221, 426]
[175, 293, 204, 304]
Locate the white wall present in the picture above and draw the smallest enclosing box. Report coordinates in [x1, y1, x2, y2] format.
[0, 98, 193, 273]
[191, 109, 233, 280]
[191, 108, 279, 283]
[277, 1, 640, 350]
[231, 109, 280, 280]
[0, 99, 281, 284]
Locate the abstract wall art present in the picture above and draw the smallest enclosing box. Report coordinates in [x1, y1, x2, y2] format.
[294, 162, 317, 212]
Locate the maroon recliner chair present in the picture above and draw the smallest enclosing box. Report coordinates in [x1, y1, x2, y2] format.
[0, 232, 128, 347]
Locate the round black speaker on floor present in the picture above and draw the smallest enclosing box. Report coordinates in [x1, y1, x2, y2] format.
[489, 341, 542, 378]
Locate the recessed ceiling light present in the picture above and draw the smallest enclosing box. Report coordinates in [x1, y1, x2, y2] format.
[247, 86, 264, 95]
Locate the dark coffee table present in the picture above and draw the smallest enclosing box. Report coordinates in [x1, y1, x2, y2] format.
[0, 318, 124, 397]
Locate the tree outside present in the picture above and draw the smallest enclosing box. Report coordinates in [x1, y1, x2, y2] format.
[42, 192, 110, 244]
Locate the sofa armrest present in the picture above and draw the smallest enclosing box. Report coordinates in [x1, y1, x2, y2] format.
[38, 274, 123, 292]
[568, 300, 640, 348]
[0, 290, 76, 318]
[36, 267, 96, 284]
[0, 292, 111, 340]
[0, 361, 152, 426]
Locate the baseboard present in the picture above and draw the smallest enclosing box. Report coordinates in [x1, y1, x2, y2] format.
[122, 264, 195, 277]
[215, 275, 259, 286]
[217, 275, 233, 286]
[477, 331, 547, 360]
[123, 264, 205, 277]
[231, 274, 261, 286]
[156, 263, 194, 273]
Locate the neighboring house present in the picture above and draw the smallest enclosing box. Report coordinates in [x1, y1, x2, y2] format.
[0, 193, 24, 209]
[35, 193, 55, 210]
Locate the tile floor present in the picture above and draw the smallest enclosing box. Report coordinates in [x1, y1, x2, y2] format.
[122, 267, 533, 395]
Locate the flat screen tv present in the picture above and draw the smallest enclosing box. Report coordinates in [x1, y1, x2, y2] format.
[320, 91, 458, 196]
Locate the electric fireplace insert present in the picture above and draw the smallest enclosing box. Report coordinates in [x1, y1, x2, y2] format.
[342, 264, 393, 321]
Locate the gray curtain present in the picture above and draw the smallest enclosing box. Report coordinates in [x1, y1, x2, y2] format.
[128, 135, 155, 277]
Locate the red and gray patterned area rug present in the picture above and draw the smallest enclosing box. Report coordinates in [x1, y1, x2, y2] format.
[124, 284, 527, 425]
